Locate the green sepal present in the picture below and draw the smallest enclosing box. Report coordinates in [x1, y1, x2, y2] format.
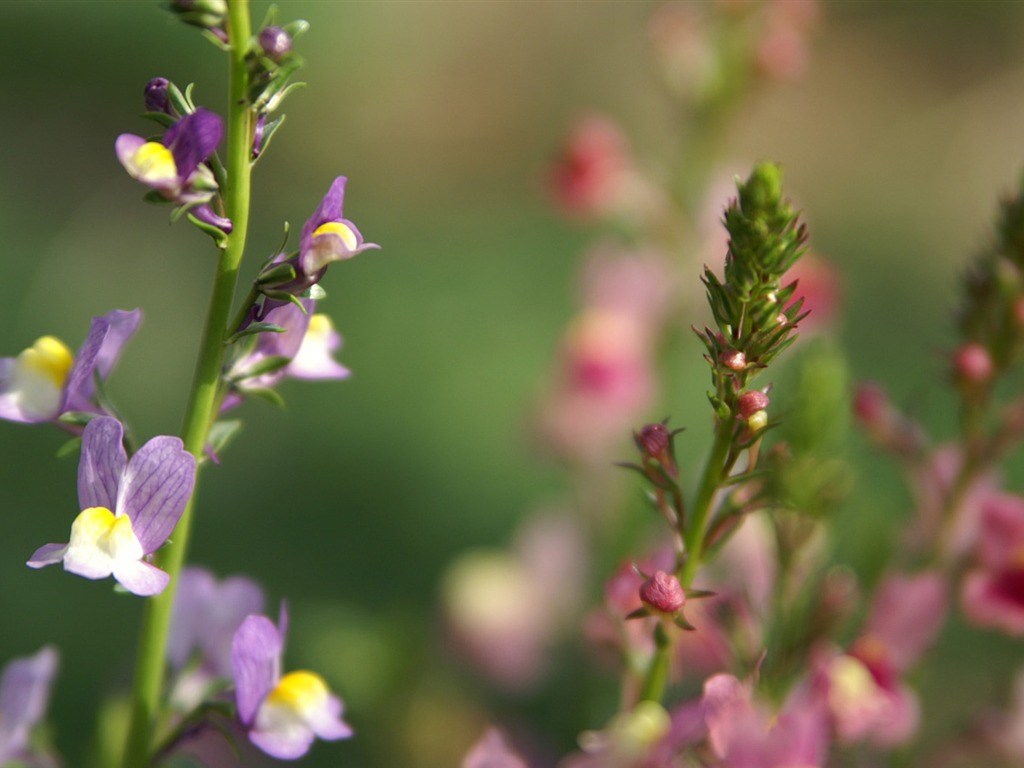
[673, 615, 696, 631]
[58, 411, 94, 428]
[260, 289, 309, 311]
[143, 189, 171, 205]
[256, 261, 297, 286]
[142, 111, 177, 129]
[625, 607, 650, 621]
[55, 436, 83, 460]
[201, 28, 231, 51]
[225, 322, 286, 345]
[186, 212, 230, 249]
[283, 19, 310, 40]
[235, 355, 290, 380]
[206, 419, 243, 461]
[242, 386, 286, 409]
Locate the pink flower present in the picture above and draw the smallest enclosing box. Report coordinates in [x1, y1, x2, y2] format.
[549, 115, 631, 219]
[963, 493, 1024, 635]
[702, 673, 830, 768]
[821, 571, 946, 747]
[462, 728, 528, 768]
[536, 246, 673, 465]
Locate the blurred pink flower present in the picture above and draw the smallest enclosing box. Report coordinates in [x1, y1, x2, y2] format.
[819, 571, 946, 747]
[962, 492, 1024, 635]
[462, 728, 529, 768]
[537, 246, 674, 465]
[549, 115, 632, 219]
[702, 673, 830, 768]
[755, 0, 820, 81]
[441, 513, 586, 690]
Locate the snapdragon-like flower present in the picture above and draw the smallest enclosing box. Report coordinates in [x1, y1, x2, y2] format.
[231, 612, 352, 760]
[0, 308, 140, 425]
[27, 417, 196, 596]
[298, 176, 379, 278]
[116, 107, 223, 206]
[225, 298, 349, 411]
[169, 566, 266, 678]
[0, 646, 59, 766]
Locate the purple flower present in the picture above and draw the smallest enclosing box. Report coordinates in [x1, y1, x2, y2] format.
[231, 612, 352, 760]
[170, 566, 265, 679]
[298, 177, 379, 278]
[27, 416, 196, 597]
[0, 308, 141, 425]
[0, 646, 59, 766]
[225, 300, 349, 411]
[116, 107, 223, 205]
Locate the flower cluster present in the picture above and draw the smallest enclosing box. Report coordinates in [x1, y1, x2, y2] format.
[2, 4, 370, 766]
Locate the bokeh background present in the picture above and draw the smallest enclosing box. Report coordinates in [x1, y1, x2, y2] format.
[4, 1, 1024, 766]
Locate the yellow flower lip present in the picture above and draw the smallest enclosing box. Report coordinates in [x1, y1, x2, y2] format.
[312, 220, 358, 252]
[129, 141, 178, 184]
[265, 670, 330, 714]
[18, 335, 73, 390]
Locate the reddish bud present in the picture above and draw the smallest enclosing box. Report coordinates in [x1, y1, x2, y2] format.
[953, 343, 994, 385]
[720, 348, 746, 372]
[737, 390, 770, 419]
[639, 570, 685, 614]
[635, 421, 679, 480]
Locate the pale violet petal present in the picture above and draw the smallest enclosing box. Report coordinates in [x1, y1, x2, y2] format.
[78, 417, 126, 511]
[231, 615, 283, 726]
[26, 543, 68, 569]
[117, 435, 196, 554]
[113, 560, 170, 597]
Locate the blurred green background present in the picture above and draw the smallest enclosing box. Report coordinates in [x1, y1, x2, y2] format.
[4, 1, 1024, 766]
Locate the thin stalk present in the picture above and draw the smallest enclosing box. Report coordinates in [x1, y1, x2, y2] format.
[680, 414, 735, 588]
[638, 623, 671, 703]
[121, 3, 253, 766]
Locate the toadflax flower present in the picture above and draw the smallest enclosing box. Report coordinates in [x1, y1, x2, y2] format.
[224, 298, 349, 411]
[0, 308, 141, 425]
[0, 646, 59, 767]
[27, 416, 196, 596]
[116, 107, 223, 206]
[298, 177, 379, 278]
[231, 611, 352, 760]
[168, 566, 265, 712]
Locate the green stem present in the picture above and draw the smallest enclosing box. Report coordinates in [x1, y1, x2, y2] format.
[121, 3, 253, 766]
[680, 414, 735, 588]
[638, 623, 671, 704]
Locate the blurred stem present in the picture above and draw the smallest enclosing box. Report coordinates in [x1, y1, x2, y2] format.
[680, 414, 735, 588]
[122, 3, 253, 766]
[639, 623, 671, 704]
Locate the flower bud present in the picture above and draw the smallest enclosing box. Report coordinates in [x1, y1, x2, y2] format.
[720, 348, 746, 372]
[639, 571, 685, 615]
[737, 390, 770, 419]
[144, 77, 172, 115]
[634, 421, 680, 483]
[952, 342, 994, 386]
[259, 25, 293, 61]
[169, 0, 227, 31]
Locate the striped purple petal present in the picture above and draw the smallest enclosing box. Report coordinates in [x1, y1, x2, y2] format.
[231, 615, 283, 726]
[64, 309, 142, 415]
[77, 416, 127, 511]
[117, 436, 196, 554]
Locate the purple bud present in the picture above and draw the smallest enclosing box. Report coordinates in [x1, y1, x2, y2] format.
[252, 115, 267, 160]
[639, 571, 685, 614]
[144, 77, 172, 115]
[259, 26, 292, 61]
[191, 204, 234, 234]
